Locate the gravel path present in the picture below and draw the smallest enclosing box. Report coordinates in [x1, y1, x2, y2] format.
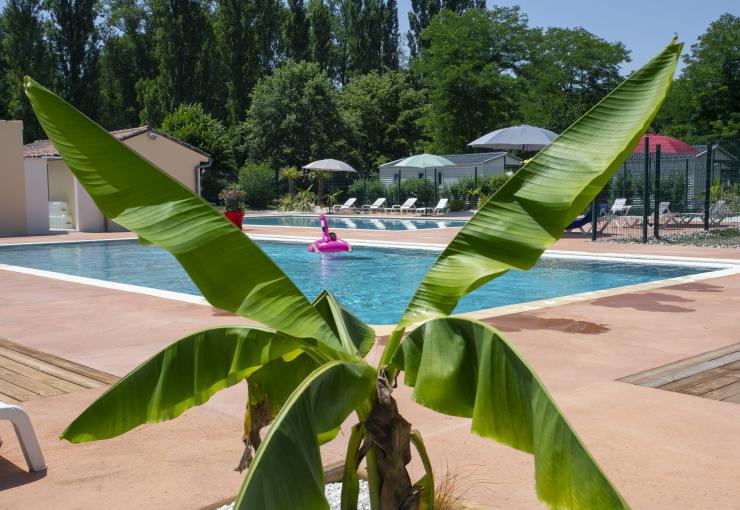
[217, 480, 370, 510]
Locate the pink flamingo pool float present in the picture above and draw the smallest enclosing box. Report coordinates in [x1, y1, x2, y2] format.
[307, 214, 352, 253]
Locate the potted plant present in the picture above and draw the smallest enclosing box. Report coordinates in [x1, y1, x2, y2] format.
[219, 183, 246, 228]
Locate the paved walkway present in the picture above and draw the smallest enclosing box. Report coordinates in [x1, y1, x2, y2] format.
[0, 227, 739, 509]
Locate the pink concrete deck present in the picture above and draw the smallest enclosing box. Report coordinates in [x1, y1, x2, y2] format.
[0, 227, 739, 509]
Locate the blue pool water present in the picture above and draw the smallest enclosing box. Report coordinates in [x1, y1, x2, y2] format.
[0, 240, 712, 324]
[243, 215, 466, 230]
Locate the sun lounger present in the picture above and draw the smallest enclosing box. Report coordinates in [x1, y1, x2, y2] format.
[390, 198, 417, 214]
[676, 200, 730, 226]
[361, 198, 386, 214]
[418, 198, 449, 216]
[609, 198, 639, 227]
[0, 401, 47, 472]
[332, 198, 357, 213]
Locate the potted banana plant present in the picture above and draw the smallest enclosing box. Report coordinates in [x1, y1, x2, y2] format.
[219, 183, 246, 228]
[23, 38, 681, 510]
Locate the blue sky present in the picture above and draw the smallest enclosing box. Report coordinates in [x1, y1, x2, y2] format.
[0, 0, 735, 73]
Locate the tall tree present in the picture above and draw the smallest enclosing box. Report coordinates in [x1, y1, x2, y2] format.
[241, 61, 344, 169]
[414, 7, 531, 152]
[254, 0, 285, 75]
[308, 0, 334, 74]
[98, 0, 157, 129]
[406, 0, 439, 59]
[519, 27, 629, 133]
[347, 0, 383, 75]
[0, 0, 53, 141]
[380, 0, 399, 70]
[215, 0, 259, 123]
[440, 0, 484, 14]
[285, 0, 310, 62]
[46, 0, 100, 117]
[654, 13, 739, 139]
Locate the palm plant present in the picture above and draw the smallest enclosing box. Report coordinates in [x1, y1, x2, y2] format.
[24, 39, 681, 510]
[280, 166, 303, 198]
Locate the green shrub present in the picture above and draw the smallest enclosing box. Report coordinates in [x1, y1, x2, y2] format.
[401, 178, 435, 206]
[218, 183, 246, 212]
[347, 178, 391, 204]
[448, 199, 465, 212]
[479, 173, 510, 196]
[239, 163, 276, 209]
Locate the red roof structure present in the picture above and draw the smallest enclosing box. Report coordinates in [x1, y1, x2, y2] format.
[633, 134, 697, 155]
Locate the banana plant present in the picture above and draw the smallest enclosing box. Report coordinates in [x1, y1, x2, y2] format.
[25, 38, 682, 510]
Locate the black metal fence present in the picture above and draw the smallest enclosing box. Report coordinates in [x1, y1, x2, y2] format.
[575, 139, 740, 245]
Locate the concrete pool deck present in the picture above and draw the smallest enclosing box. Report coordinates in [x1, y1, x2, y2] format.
[0, 228, 739, 509]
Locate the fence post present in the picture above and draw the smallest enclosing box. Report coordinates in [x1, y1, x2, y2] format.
[474, 166, 478, 188]
[397, 170, 401, 205]
[653, 144, 661, 239]
[703, 142, 713, 231]
[642, 136, 650, 243]
[590, 197, 598, 242]
[434, 168, 438, 203]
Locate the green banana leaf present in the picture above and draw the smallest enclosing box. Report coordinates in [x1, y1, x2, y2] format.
[397, 40, 682, 329]
[313, 290, 376, 357]
[61, 326, 304, 443]
[234, 361, 376, 509]
[394, 318, 629, 510]
[23, 77, 342, 352]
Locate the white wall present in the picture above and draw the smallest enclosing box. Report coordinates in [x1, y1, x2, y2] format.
[23, 158, 50, 234]
[0, 120, 28, 236]
[75, 179, 106, 232]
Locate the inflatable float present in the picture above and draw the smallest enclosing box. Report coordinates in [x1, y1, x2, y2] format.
[307, 214, 351, 253]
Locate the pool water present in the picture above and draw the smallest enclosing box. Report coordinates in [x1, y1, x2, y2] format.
[0, 240, 712, 324]
[243, 215, 466, 230]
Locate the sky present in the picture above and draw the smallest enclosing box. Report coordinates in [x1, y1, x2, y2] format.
[0, 0, 736, 74]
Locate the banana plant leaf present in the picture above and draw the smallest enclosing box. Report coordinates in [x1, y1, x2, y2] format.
[394, 318, 629, 509]
[23, 77, 342, 352]
[61, 326, 305, 443]
[312, 290, 376, 357]
[234, 361, 376, 509]
[396, 40, 682, 329]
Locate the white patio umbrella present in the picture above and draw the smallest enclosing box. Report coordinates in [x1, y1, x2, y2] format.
[393, 154, 455, 205]
[302, 158, 357, 173]
[468, 125, 558, 151]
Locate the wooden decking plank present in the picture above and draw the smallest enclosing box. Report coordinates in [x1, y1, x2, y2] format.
[0, 346, 105, 389]
[724, 392, 740, 404]
[0, 337, 118, 385]
[658, 367, 733, 392]
[681, 375, 740, 396]
[0, 378, 38, 402]
[0, 392, 21, 404]
[0, 366, 66, 398]
[704, 381, 740, 401]
[0, 354, 86, 393]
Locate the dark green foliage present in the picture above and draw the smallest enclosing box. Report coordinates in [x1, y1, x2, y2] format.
[406, 0, 439, 59]
[381, 0, 400, 70]
[239, 162, 278, 209]
[241, 61, 344, 170]
[308, 0, 333, 73]
[347, 178, 390, 204]
[285, 0, 311, 62]
[161, 104, 237, 203]
[401, 177, 435, 206]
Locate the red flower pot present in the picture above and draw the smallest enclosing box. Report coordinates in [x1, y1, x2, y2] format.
[224, 211, 245, 229]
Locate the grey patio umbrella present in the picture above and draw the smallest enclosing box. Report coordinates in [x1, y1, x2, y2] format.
[302, 159, 357, 173]
[468, 124, 558, 151]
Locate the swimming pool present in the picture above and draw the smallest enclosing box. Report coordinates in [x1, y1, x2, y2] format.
[243, 215, 466, 230]
[0, 240, 716, 324]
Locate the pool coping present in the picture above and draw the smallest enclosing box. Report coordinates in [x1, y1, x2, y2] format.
[2, 235, 739, 335]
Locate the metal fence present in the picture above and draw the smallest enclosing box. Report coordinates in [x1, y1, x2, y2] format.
[577, 139, 740, 245]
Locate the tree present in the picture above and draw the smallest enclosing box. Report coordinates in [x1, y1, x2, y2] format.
[519, 27, 630, 133]
[97, 0, 157, 129]
[346, 0, 384, 76]
[26, 39, 682, 510]
[653, 13, 740, 139]
[253, 0, 285, 75]
[214, 0, 259, 123]
[406, 0, 439, 59]
[160, 103, 237, 203]
[414, 7, 531, 152]
[340, 70, 427, 174]
[46, 0, 100, 117]
[285, 0, 310, 62]
[380, 0, 399, 70]
[241, 61, 344, 170]
[0, 0, 53, 141]
[308, 0, 334, 74]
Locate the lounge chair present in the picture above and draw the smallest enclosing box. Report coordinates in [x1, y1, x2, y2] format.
[676, 200, 731, 226]
[418, 198, 449, 216]
[609, 198, 637, 227]
[390, 198, 417, 214]
[361, 198, 386, 214]
[332, 198, 357, 213]
[655, 201, 673, 225]
[0, 401, 47, 472]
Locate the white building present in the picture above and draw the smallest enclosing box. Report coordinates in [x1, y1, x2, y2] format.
[378, 152, 522, 186]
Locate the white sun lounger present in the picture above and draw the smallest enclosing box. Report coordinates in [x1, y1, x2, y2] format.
[418, 198, 449, 216]
[0, 401, 47, 472]
[391, 198, 417, 214]
[361, 198, 386, 214]
[332, 198, 357, 213]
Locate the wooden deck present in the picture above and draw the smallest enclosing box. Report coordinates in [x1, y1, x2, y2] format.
[620, 342, 740, 404]
[0, 337, 118, 403]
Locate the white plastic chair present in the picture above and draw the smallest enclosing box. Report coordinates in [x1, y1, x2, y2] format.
[391, 198, 417, 214]
[361, 198, 386, 214]
[332, 198, 357, 213]
[0, 402, 47, 472]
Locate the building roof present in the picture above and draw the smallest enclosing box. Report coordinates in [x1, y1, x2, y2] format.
[379, 152, 521, 168]
[23, 126, 211, 160]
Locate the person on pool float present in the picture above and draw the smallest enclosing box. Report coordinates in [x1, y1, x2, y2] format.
[309, 231, 352, 252]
